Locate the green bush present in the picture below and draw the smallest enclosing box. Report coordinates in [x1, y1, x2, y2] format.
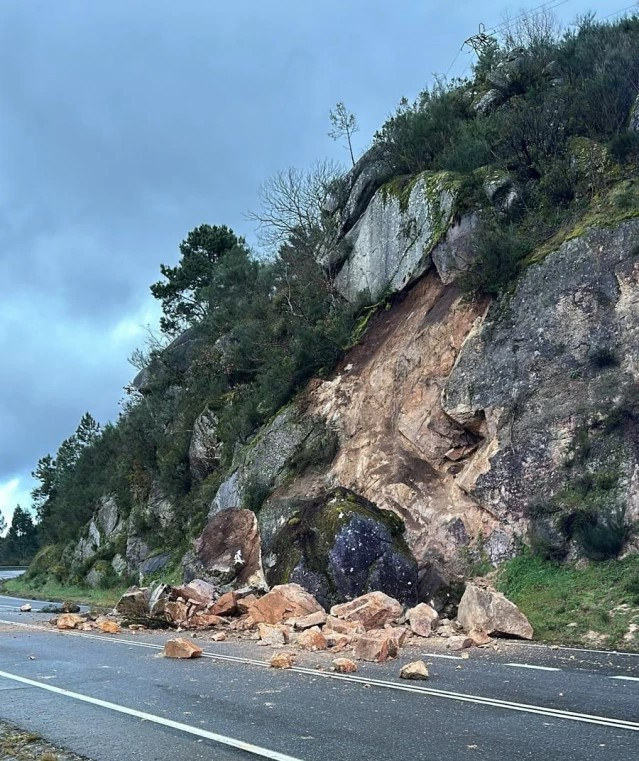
[574, 505, 630, 561]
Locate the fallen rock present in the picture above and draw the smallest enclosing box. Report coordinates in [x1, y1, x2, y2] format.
[332, 657, 358, 673]
[185, 508, 266, 589]
[468, 628, 492, 646]
[323, 630, 352, 650]
[292, 611, 327, 630]
[210, 632, 227, 642]
[457, 584, 533, 640]
[56, 614, 85, 630]
[164, 638, 203, 659]
[296, 628, 327, 651]
[115, 587, 149, 618]
[399, 660, 429, 680]
[98, 620, 122, 634]
[330, 591, 402, 631]
[270, 652, 295, 669]
[257, 623, 288, 646]
[324, 616, 365, 635]
[164, 600, 189, 625]
[266, 488, 418, 609]
[447, 635, 474, 651]
[250, 584, 323, 625]
[187, 613, 227, 628]
[407, 603, 439, 638]
[353, 630, 398, 662]
[209, 591, 237, 617]
[236, 594, 258, 615]
[61, 601, 81, 614]
[19, 604, 32, 612]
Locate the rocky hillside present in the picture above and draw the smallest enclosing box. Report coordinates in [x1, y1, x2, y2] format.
[17, 16, 639, 642]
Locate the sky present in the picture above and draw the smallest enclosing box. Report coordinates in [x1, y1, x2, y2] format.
[0, 0, 631, 531]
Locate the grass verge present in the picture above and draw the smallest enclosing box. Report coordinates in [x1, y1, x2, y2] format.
[497, 552, 639, 651]
[1, 576, 127, 608]
[0, 720, 87, 760]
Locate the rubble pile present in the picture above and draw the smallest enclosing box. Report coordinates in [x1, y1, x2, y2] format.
[46, 581, 533, 664]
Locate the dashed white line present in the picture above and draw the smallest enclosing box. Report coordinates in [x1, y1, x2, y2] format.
[0, 669, 305, 761]
[505, 663, 561, 672]
[610, 675, 639, 682]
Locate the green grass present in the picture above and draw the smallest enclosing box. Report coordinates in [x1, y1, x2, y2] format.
[1, 576, 127, 608]
[497, 552, 639, 650]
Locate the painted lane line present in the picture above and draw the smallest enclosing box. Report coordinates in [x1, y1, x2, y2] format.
[0, 668, 304, 761]
[610, 676, 639, 682]
[506, 663, 561, 672]
[418, 653, 462, 661]
[1, 619, 638, 732]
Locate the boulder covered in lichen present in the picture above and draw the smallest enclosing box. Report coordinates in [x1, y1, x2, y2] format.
[266, 487, 418, 609]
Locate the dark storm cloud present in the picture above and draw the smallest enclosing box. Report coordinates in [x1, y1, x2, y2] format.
[0, 0, 621, 523]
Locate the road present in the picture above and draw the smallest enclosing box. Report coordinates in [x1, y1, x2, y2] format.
[0, 593, 638, 761]
[0, 567, 26, 581]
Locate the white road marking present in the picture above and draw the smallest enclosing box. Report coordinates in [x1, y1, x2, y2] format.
[1, 618, 638, 732]
[418, 653, 462, 660]
[505, 663, 561, 672]
[610, 676, 639, 682]
[0, 668, 304, 761]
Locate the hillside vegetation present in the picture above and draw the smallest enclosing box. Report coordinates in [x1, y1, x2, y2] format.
[5, 14, 639, 646]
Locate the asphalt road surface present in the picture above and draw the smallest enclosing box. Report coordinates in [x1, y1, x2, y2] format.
[0, 567, 26, 581]
[0, 593, 638, 761]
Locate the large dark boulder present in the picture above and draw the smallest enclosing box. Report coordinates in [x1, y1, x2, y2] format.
[266, 488, 418, 609]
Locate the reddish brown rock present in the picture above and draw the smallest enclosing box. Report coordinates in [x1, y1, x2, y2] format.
[407, 603, 439, 638]
[164, 600, 189, 625]
[332, 658, 358, 673]
[98, 620, 121, 634]
[447, 635, 474, 651]
[250, 584, 323, 625]
[292, 611, 327, 630]
[237, 594, 258, 615]
[324, 616, 365, 635]
[399, 660, 429, 680]
[56, 614, 85, 630]
[324, 630, 352, 649]
[330, 591, 402, 631]
[188, 508, 265, 589]
[257, 623, 289, 646]
[164, 638, 203, 659]
[296, 628, 327, 651]
[187, 613, 227, 628]
[353, 630, 398, 662]
[457, 584, 533, 640]
[209, 591, 237, 617]
[270, 652, 296, 669]
[468, 628, 492, 646]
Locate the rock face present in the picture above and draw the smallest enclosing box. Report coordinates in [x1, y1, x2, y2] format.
[457, 584, 533, 640]
[266, 488, 418, 609]
[305, 274, 494, 576]
[189, 406, 221, 483]
[330, 172, 462, 302]
[184, 508, 266, 590]
[443, 221, 639, 545]
[208, 405, 331, 517]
